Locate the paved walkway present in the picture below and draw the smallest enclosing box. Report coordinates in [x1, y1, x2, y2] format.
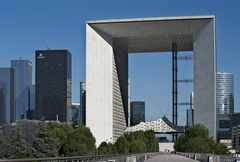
[144, 153, 199, 162]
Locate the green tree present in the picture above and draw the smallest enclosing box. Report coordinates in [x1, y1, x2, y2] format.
[32, 123, 59, 158]
[61, 125, 96, 156]
[0, 130, 7, 158]
[5, 127, 33, 159]
[174, 124, 228, 154]
[127, 131, 146, 153]
[144, 130, 159, 152]
[48, 122, 73, 155]
[98, 142, 113, 155]
[114, 136, 129, 154]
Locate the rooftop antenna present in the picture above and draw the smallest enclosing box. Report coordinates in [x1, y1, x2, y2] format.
[46, 40, 50, 50]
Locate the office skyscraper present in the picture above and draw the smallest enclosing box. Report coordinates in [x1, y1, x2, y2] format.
[186, 92, 194, 127]
[72, 102, 80, 126]
[29, 85, 35, 110]
[11, 59, 32, 119]
[217, 72, 234, 114]
[26, 84, 35, 120]
[36, 50, 72, 122]
[130, 101, 145, 126]
[80, 82, 86, 125]
[0, 68, 16, 124]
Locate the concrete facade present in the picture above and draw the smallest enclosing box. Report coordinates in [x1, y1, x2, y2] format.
[86, 16, 216, 146]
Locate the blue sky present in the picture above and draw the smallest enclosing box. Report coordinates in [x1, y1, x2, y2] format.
[0, 0, 239, 124]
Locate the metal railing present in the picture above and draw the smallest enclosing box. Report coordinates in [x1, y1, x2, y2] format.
[0, 152, 160, 162]
[177, 152, 240, 162]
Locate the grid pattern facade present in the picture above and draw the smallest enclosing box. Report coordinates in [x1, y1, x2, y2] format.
[217, 73, 234, 114]
[217, 113, 240, 140]
[112, 48, 128, 142]
[232, 125, 240, 148]
[36, 50, 72, 122]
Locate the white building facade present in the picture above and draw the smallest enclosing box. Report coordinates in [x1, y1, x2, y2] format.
[86, 16, 216, 146]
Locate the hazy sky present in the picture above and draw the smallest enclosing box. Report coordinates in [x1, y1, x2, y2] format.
[0, 0, 239, 124]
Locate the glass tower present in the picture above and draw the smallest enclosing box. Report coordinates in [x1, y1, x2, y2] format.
[71, 102, 80, 126]
[217, 72, 234, 114]
[11, 59, 32, 120]
[36, 50, 72, 122]
[130, 101, 145, 126]
[0, 68, 16, 124]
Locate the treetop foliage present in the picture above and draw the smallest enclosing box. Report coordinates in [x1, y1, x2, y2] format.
[174, 124, 228, 154]
[0, 121, 158, 159]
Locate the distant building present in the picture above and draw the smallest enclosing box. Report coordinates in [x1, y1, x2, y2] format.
[80, 82, 86, 125]
[130, 101, 145, 126]
[217, 113, 240, 140]
[232, 124, 240, 149]
[36, 50, 72, 122]
[26, 109, 35, 120]
[217, 72, 234, 114]
[186, 92, 194, 127]
[186, 109, 193, 127]
[217, 114, 231, 140]
[71, 102, 80, 126]
[29, 85, 35, 110]
[0, 68, 16, 124]
[26, 85, 35, 120]
[11, 59, 32, 120]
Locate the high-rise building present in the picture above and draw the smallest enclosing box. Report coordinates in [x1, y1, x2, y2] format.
[186, 92, 194, 127]
[71, 102, 80, 126]
[29, 85, 35, 110]
[11, 59, 32, 120]
[80, 82, 86, 125]
[130, 101, 145, 126]
[217, 72, 234, 114]
[36, 50, 72, 122]
[217, 113, 240, 140]
[186, 109, 193, 127]
[26, 85, 35, 120]
[0, 68, 16, 125]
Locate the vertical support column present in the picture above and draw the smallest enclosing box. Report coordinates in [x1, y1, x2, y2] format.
[193, 19, 216, 139]
[172, 43, 178, 141]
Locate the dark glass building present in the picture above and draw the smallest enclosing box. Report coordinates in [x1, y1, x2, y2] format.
[11, 59, 32, 120]
[80, 81, 86, 125]
[217, 113, 240, 140]
[0, 68, 16, 125]
[26, 85, 35, 120]
[130, 101, 145, 126]
[71, 102, 80, 126]
[36, 50, 72, 122]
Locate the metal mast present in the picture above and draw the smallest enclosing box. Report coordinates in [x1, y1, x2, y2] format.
[172, 43, 178, 141]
